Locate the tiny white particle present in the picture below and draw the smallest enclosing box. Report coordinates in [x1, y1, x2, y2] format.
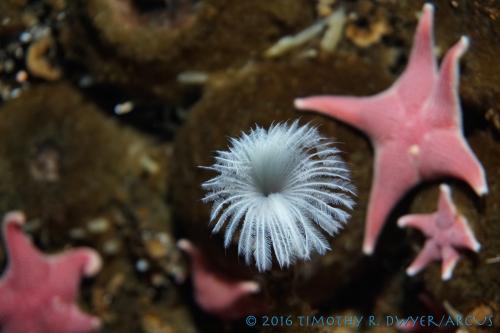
[114, 101, 134, 115]
[20, 32, 32, 43]
[16, 70, 28, 83]
[177, 71, 208, 85]
[136, 259, 150, 272]
[10, 88, 21, 99]
[409, 144, 420, 156]
[78, 75, 93, 88]
[4, 59, 15, 73]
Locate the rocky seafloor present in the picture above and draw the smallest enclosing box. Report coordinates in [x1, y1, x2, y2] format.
[0, 0, 499, 332]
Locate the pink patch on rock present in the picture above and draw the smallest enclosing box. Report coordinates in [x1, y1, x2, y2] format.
[177, 239, 263, 320]
[0, 211, 101, 333]
[295, 4, 487, 255]
[398, 185, 480, 280]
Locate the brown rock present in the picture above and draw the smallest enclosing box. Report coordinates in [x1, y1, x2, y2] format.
[60, 0, 313, 103]
[0, 83, 170, 240]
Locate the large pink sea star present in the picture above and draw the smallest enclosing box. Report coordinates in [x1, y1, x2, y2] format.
[398, 184, 480, 280]
[177, 239, 262, 320]
[0, 211, 102, 333]
[295, 4, 487, 255]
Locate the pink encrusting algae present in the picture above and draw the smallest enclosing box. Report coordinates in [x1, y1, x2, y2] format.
[177, 239, 264, 320]
[0, 211, 102, 333]
[295, 4, 488, 255]
[398, 185, 480, 281]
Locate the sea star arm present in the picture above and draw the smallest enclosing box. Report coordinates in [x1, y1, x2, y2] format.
[363, 145, 419, 254]
[397, 213, 435, 236]
[50, 248, 102, 302]
[2, 212, 49, 285]
[441, 246, 460, 280]
[424, 36, 469, 128]
[437, 185, 480, 251]
[437, 184, 456, 219]
[0, 283, 12, 314]
[406, 241, 440, 276]
[0, 298, 100, 333]
[0, 320, 32, 333]
[396, 4, 437, 104]
[451, 217, 481, 252]
[43, 300, 101, 333]
[420, 131, 488, 195]
[52, 248, 102, 279]
[177, 239, 260, 318]
[295, 92, 402, 142]
[294, 95, 366, 130]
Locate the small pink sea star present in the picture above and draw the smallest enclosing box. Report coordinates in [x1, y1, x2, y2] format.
[0, 211, 102, 333]
[295, 4, 487, 255]
[177, 239, 262, 320]
[398, 184, 480, 280]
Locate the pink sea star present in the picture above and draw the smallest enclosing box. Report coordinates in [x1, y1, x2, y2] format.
[0, 211, 102, 333]
[294, 4, 487, 255]
[177, 239, 262, 320]
[398, 184, 480, 280]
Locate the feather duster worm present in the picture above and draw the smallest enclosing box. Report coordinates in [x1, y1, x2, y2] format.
[202, 121, 355, 272]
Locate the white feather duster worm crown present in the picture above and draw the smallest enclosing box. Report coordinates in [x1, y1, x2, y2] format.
[202, 120, 355, 272]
